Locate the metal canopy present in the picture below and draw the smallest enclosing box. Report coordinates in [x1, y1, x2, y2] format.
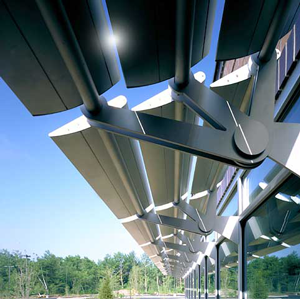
[2, 0, 300, 278]
[0, 0, 119, 115]
[106, 0, 216, 87]
[50, 73, 206, 275]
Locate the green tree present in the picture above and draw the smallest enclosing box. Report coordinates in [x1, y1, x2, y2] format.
[14, 253, 37, 299]
[99, 276, 113, 299]
[0, 248, 184, 296]
[248, 269, 268, 299]
[129, 265, 141, 293]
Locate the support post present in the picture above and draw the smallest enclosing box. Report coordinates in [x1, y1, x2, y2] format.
[190, 273, 192, 299]
[185, 277, 187, 298]
[194, 269, 197, 299]
[192, 270, 195, 299]
[238, 221, 247, 299]
[258, 0, 296, 63]
[215, 245, 220, 299]
[36, 0, 102, 114]
[175, 0, 196, 88]
[187, 275, 188, 299]
[204, 256, 208, 299]
[188, 274, 190, 299]
[191, 272, 193, 299]
[198, 265, 201, 299]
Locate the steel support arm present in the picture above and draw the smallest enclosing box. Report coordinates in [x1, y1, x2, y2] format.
[81, 101, 263, 168]
[175, 233, 214, 255]
[139, 212, 206, 236]
[153, 239, 191, 254]
[39, 0, 300, 179]
[36, 0, 102, 114]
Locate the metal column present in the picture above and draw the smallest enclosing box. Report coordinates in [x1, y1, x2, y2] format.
[191, 272, 193, 299]
[238, 222, 247, 299]
[36, 0, 102, 114]
[174, 0, 196, 88]
[204, 256, 208, 299]
[190, 272, 192, 299]
[188, 274, 191, 299]
[194, 269, 197, 299]
[198, 265, 201, 299]
[192, 269, 194, 299]
[215, 245, 220, 299]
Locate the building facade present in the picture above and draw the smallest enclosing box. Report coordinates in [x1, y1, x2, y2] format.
[184, 12, 300, 299]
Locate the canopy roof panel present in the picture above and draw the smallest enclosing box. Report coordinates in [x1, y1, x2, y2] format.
[216, 0, 300, 61]
[0, 0, 119, 115]
[106, 0, 216, 87]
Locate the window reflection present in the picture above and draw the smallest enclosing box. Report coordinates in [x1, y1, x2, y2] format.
[283, 96, 300, 123]
[220, 240, 238, 298]
[201, 263, 205, 298]
[207, 232, 216, 242]
[243, 159, 282, 208]
[243, 93, 300, 209]
[208, 262, 215, 297]
[220, 187, 238, 216]
[246, 174, 300, 299]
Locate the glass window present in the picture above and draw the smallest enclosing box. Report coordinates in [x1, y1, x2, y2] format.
[243, 159, 282, 206]
[243, 92, 300, 209]
[201, 263, 205, 298]
[208, 262, 215, 296]
[220, 187, 239, 216]
[207, 232, 216, 242]
[195, 268, 199, 298]
[283, 94, 300, 123]
[246, 174, 300, 299]
[220, 240, 238, 299]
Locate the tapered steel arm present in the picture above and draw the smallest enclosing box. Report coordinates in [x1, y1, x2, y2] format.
[82, 101, 266, 169]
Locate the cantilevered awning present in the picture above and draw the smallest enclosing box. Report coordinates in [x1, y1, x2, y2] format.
[0, 0, 119, 115]
[49, 69, 253, 276]
[3, 0, 300, 278]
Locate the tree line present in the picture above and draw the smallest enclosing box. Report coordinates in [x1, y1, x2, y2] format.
[0, 249, 183, 298]
[3, 249, 298, 299]
[207, 251, 300, 299]
[247, 251, 300, 299]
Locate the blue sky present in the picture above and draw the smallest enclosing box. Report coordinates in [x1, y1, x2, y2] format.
[0, 0, 224, 262]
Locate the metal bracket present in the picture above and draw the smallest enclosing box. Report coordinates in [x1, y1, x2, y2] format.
[175, 233, 212, 255]
[153, 238, 191, 254]
[139, 189, 239, 243]
[82, 51, 300, 178]
[37, 0, 300, 176]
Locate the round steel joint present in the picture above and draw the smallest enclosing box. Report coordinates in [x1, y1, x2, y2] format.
[198, 221, 212, 235]
[234, 121, 269, 158]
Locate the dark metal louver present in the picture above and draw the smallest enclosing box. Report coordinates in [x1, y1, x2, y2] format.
[106, 0, 216, 87]
[0, 0, 120, 115]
